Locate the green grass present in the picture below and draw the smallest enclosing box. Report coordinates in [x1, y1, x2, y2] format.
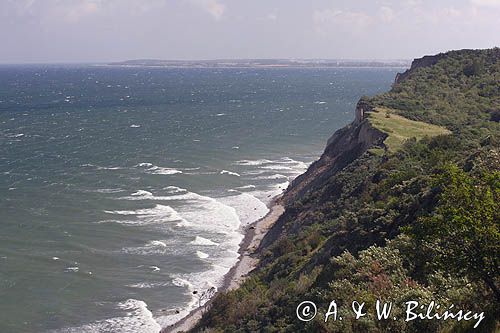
[368, 107, 452, 151]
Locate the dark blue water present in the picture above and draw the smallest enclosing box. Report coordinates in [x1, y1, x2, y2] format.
[0, 65, 401, 332]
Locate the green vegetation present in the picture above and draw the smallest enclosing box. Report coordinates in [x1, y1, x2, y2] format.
[408, 164, 500, 302]
[367, 107, 451, 151]
[194, 49, 500, 333]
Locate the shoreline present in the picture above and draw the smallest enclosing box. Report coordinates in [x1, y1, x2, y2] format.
[161, 199, 285, 333]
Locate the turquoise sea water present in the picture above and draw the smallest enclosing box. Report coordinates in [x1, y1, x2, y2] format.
[0, 65, 401, 332]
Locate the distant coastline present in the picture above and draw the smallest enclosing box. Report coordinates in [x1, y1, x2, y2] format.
[105, 58, 411, 69]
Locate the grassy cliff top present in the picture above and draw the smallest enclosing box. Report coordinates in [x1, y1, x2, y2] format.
[367, 107, 451, 151]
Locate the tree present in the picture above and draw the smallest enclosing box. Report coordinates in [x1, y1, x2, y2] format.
[409, 164, 500, 302]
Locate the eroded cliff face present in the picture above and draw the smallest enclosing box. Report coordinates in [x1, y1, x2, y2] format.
[280, 100, 386, 206]
[259, 100, 387, 250]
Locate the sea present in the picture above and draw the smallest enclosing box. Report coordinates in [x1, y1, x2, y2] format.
[0, 65, 401, 332]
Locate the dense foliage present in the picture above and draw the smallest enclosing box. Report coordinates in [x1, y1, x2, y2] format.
[193, 49, 500, 332]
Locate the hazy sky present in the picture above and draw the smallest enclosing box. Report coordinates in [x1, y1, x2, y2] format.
[1, 0, 499, 63]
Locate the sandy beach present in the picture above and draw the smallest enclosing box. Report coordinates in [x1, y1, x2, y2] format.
[162, 202, 285, 333]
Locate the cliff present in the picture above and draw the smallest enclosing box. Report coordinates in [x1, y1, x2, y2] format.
[280, 100, 385, 206]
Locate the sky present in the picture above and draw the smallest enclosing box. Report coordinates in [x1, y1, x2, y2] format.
[1, 0, 500, 63]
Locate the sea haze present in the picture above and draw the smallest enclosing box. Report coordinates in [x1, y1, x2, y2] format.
[0, 65, 400, 332]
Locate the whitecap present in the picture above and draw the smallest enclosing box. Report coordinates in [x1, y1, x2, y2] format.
[51, 299, 161, 333]
[136, 163, 182, 175]
[234, 159, 272, 166]
[148, 240, 167, 247]
[126, 282, 171, 289]
[104, 204, 187, 229]
[255, 173, 288, 180]
[220, 170, 240, 177]
[218, 192, 269, 227]
[196, 251, 209, 259]
[64, 266, 79, 272]
[149, 167, 182, 175]
[236, 185, 256, 190]
[190, 236, 219, 246]
[131, 190, 153, 197]
[95, 188, 124, 194]
[137, 162, 153, 168]
[261, 165, 294, 171]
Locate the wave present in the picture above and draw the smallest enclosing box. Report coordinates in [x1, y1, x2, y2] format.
[261, 165, 294, 171]
[131, 190, 153, 197]
[196, 251, 209, 259]
[161, 251, 239, 327]
[255, 173, 288, 180]
[121, 239, 173, 255]
[233, 159, 273, 166]
[220, 170, 240, 177]
[126, 282, 171, 289]
[190, 236, 219, 246]
[95, 188, 124, 194]
[51, 299, 161, 333]
[103, 204, 187, 228]
[218, 192, 269, 227]
[235, 185, 256, 190]
[136, 162, 182, 175]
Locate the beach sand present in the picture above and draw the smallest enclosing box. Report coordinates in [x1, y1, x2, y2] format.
[162, 202, 285, 333]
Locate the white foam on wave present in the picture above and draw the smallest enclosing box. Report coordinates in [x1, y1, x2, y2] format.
[104, 204, 187, 228]
[51, 299, 161, 333]
[190, 236, 219, 246]
[234, 159, 273, 166]
[159, 249, 240, 327]
[120, 189, 242, 233]
[261, 165, 294, 171]
[220, 170, 240, 177]
[64, 266, 79, 273]
[255, 173, 288, 180]
[218, 192, 269, 227]
[236, 184, 256, 190]
[131, 190, 153, 197]
[196, 251, 209, 259]
[120, 189, 201, 203]
[164, 186, 187, 194]
[248, 181, 289, 206]
[149, 166, 182, 175]
[234, 158, 308, 191]
[96, 166, 124, 170]
[96, 188, 124, 194]
[126, 282, 171, 289]
[136, 162, 182, 175]
[122, 239, 173, 255]
[148, 240, 167, 247]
